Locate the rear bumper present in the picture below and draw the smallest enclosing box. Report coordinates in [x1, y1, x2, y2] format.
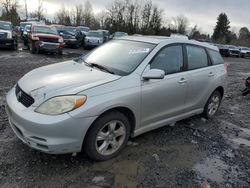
[0, 39, 14, 48]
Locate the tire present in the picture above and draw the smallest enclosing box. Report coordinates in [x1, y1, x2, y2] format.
[11, 39, 18, 50]
[202, 90, 222, 119]
[84, 111, 131, 161]
[29, 42, 37, 54]
[242, 88, 249, 96]
[58, 49, 63, 55]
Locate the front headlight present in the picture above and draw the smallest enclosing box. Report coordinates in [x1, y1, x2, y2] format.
[35, 95, 87, 115]
[58, 37, 64, 43]
[7, 32, 12, 39]
[31, 35, 39, 40]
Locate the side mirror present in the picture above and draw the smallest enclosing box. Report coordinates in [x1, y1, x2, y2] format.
[142, 69, 165, 80]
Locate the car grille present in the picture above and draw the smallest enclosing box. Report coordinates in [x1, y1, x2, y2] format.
[15, 84, 35, 108]
[39, 37, 58, 43]
[0, 33, 7, 39]
[230, 50, 239, 54]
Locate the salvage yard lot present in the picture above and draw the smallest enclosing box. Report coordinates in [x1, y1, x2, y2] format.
[0, 48, 250, 188]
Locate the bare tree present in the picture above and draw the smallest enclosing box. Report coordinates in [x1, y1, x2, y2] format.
[74, 4, 84, 26]
[172, 15, 189, 34]
[30, 0, 45, 20]
[83, 1, 94, 27]
[24, 0, 28, 20]
[0, 0, 20, 24]
[55, 5, 71, 25]
[1, 0, 19, 14]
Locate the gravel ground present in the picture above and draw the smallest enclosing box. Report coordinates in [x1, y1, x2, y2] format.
[0, 46, 250, 188]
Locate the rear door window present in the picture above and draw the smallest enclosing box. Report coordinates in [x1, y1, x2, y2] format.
[186, 45, 208, 70]
[208, 49, 224, 65]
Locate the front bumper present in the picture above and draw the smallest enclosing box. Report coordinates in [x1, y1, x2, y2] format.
[84, 41, 102, 48]
[0, 39, 14, 48]
[229, 51, 240, 57]
[64, 39, 79, 46]
[6, 88, 97, 154]
[36, 41, 64, 52]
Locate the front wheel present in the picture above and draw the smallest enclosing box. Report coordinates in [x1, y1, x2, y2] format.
[84, 111, 130, 161]
[58, 49, 63, 55]
[11, 39, 18, 50]
[29, 42, 37, 54]
[202, 90, 222, 119]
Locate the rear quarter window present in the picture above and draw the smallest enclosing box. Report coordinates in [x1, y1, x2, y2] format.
[208, 49, 224, 65]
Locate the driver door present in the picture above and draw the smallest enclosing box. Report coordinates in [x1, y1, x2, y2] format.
[140, 44, 188, 127]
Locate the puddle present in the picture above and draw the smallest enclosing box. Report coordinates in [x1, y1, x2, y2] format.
[232, 138, 250, 147]
[194, 157, 228, 183]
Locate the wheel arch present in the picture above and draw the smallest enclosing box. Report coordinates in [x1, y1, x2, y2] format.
[82, 106, 136, 149]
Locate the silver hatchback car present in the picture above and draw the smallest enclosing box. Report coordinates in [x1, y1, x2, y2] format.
[6, 36, 227, 161]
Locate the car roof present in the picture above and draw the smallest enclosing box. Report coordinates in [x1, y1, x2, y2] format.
[119, 36, 218, 51]
[0, 21, 11, 24]
[32, 24, 54, 28]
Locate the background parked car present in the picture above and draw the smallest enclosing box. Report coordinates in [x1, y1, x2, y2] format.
[19, 21, 45, 38]
[112, 32, 128, 39]
[214, 44, 230, 57]
[240, 47, 250, 58]
[97, 29, 110, 42]
[22, 24, 31, 46]
[84, 30, 104, 49]
[227, 45, 241, 57]
[28, 25, 64, 54]
[58, 26, 84, 48]
[0, 21, 18, 50]
[78, 26, 90, 35]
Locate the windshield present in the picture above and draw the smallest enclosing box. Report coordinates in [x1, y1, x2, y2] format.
[0, 22, 11, 31]
[82, 40, 155, 76]
[114, 32, 128, 37]
[33, 26, 58, 35]
[87, 32, 103, 38]
[63, 27, 76, 33]
[80, 27, 90, 32]
[20, 23, 30, 29]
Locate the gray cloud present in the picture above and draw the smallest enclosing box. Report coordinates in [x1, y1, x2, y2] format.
[44, 0, 250, 34]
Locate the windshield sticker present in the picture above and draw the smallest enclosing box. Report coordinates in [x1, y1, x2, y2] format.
[129, 48, 150, 54]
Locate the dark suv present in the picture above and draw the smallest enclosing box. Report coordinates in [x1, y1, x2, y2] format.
[28, 25, 64, 54]
[58, 26, 84, 48]
[0, 21, 18, 50]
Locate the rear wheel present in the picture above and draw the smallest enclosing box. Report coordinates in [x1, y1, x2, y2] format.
[84, 111, 130, 161]
[202, 90, 222, 119]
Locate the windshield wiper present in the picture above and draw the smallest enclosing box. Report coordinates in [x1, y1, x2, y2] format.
[73, 58, 115, 75]
[90, 63, 115, 75]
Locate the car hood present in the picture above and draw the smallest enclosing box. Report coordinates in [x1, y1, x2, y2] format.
[18, 60, 121, 102]
[0, 29, 11, 35]
[34, 33, 60, 39]
[85, 36, 102, 40]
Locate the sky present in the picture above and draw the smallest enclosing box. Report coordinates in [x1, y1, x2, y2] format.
[19, 0, 250, 35]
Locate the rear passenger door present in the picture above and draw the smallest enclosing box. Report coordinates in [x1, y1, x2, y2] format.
[183, 45, 216, 112]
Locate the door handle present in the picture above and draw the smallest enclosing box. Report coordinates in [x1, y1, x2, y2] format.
[178, 78, 187, 84]
[208, 72, 214, 77]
